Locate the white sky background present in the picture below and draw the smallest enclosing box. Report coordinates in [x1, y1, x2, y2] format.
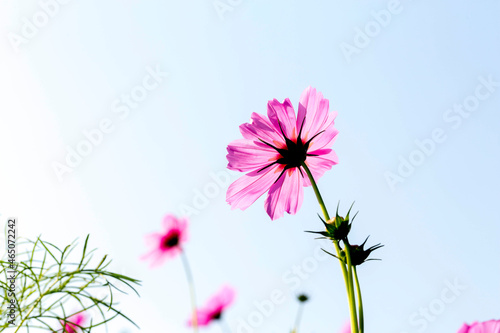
[1, 1, 499, 332]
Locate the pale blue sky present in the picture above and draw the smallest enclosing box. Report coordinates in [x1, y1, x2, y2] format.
[1, 1, 499, 332]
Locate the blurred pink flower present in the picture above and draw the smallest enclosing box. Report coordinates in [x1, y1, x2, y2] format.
[188, 285, 236, 327]
[59, 312, 86, 333]
[458, 320, 500, 333]
[141, 214, 188, 267]
[226, 86, 339, 220]
[340, 321, 351, 333]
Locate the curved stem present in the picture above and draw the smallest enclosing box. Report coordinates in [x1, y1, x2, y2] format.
[181, 250, 198, 333]
[300, 163, 358, 333]
[353, 267, 364, 333]
[301, 163, 329, 221]
[292, 303, 304, 333]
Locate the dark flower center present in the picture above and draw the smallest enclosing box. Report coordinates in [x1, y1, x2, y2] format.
[162, 232, 180, 249]
[257, 118, 323, 181]
[275, 136, 309, 169]
[211, 310, 222, 320]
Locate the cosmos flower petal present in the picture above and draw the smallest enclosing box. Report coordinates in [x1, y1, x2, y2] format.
[340, 322, 351, 333]
[187, 286, 236, 327]
[226, 165, 282, 211]
[61, 312, 87, 333]
[141, 249, 169, 268]
[458, 323, 471, 333]
[227, 139, 280, 172]
[297, 87, 331, 141]
[71, 313, 86, 326]
[162, 214, 177, 229]
[188, 309, 212, 326]
[483, 320, 500, 332]
[307, 113, 339, 151]
[150, 254, 170, 268]
[139, 248, 157, 261]
[240, 112, 285, 146]
[267, 98, 297, 139]
[143, 232, 163, 243]
[459, 320, 500, 333]
[226, 87, 337, 220]
[302, 149, 339, 187]
[162, 214, 188, 234]
[265, 169, 304, 220]
[142, 215, 188, 267]
[206, 285, 236, 309]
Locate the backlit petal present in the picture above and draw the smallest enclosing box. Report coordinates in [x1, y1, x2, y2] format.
[265, 169, 304, 220]
[226, 165, 282, 210]
[227, 139, 279, 172]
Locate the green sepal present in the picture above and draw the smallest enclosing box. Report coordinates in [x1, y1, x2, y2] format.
[349, 236, 384, 266]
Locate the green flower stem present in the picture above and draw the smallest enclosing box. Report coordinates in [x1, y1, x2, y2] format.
[353, 266, 364, 333]
[343, 242, 359, 333]
[301, 162, 359, 333]
[181, 250, 199, 333]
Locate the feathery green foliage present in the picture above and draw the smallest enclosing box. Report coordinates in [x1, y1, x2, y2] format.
[0, 235, 140, 332]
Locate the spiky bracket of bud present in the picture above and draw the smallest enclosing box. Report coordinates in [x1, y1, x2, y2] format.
[322, 236, 383, 266]
[307, 203, 383, 266]
[306, 202, 357, 242]
[348, 236, 384, 266]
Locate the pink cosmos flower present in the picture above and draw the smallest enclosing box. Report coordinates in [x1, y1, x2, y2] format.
[141, 214, 188, 267]
[188, 285, 236, 327]
[458, 320, 500, 333]
[59, 312, 86, 333]
[226, 87, 339, 220]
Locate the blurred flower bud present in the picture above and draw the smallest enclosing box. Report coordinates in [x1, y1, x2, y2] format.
[297, 294, 309, 303]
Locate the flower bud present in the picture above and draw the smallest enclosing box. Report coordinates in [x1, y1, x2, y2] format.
[348, 237, 383, 266]
[297, 294, 309, 303]
[306, 203, 356, 242]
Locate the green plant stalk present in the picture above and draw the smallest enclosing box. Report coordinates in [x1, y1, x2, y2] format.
[181, 250, 199, 333]
[353, 266, 364, 333]
[301, 162, 359, 333]
[343, 242, 359, 333]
